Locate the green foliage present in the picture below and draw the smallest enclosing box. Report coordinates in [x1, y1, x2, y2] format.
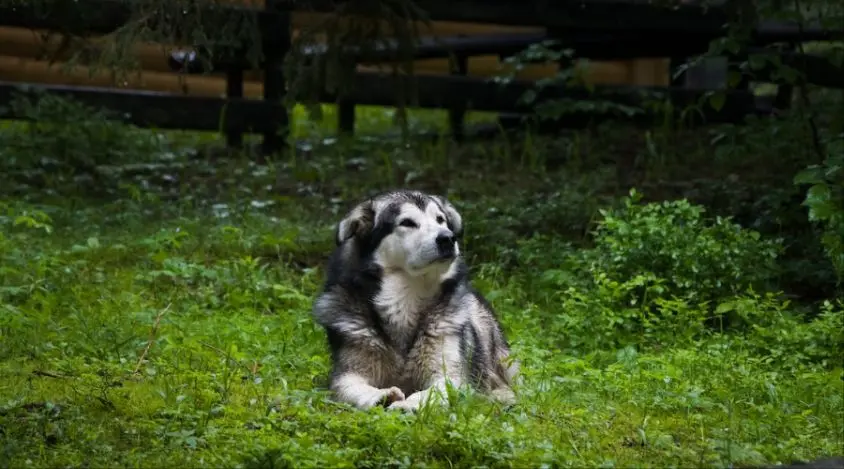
[1, 192, 841, 467]
[587, 189, 782, 303]
[794, 145, 844, 283]
[495, 40, 650, 123]
[0, 92, 170, 171]
[1, 91, 843, 469]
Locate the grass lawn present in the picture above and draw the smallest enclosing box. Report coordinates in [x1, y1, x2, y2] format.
[0, 96, 842, 468]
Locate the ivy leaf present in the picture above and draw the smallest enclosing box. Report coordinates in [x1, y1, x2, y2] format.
[727, 70, 744, 88]
[708, 91, 726, 112]
[793, 166, 824, 185]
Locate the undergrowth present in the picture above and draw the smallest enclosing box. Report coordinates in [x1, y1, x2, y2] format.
[0, 94, 842, 468]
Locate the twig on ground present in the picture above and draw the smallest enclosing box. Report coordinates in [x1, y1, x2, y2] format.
[133, 303, 171, 375]
[31, 370, 69, 379]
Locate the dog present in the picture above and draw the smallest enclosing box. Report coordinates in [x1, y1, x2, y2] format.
[311, 190, 518, 412]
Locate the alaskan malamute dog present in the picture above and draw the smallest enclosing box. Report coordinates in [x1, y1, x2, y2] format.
[312, 190, 518, 412]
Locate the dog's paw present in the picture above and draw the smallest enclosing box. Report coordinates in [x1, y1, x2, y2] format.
[490, 387, 516, 406]
[376, 387, 406, 407]
[386, 397, 420, 413]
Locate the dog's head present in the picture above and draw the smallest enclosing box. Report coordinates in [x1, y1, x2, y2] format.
[335, 190, 464, 277]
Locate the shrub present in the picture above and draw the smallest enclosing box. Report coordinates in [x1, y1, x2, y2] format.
[794, 143, 844, 284]
[587, 189, 782, 303]
[717, 294, 844, 370]
[539, 270, 711, 352]
[0, 92, 169, 172]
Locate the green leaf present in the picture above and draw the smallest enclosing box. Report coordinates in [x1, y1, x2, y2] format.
[805, 184, 832, 205]
[708, 91, 726, 112]
[807, 200, 839, 222]
[748, 54, 767, 71]
[727, 70, 744, 88]
[794, 167, 824, 185]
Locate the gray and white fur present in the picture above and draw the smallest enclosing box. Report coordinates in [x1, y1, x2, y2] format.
[312, 190, 518, 412]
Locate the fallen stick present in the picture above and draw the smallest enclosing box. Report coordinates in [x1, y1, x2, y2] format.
[133, 303, 171, 375]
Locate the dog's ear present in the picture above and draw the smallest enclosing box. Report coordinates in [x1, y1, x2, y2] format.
[335, 199, 375, 245]
[435, 196, 464, 238]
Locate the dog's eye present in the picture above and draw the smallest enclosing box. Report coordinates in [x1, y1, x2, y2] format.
[436, 215, 445, 224]
[399, 219, 418, 228]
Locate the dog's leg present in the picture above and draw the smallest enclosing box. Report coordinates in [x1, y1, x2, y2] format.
[487, 352, 519, 406]
[332, 373, 405, 410]
[388, 335, 464, 413]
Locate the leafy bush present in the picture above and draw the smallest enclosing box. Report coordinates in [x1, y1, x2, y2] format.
[0, 92, 169, 172]
[533, 253, 842, 369]
[794, 143, 844, 284]
[586, 189, 782, 302]
[715, 294, 844, 370]
[538, 270, 708, 351]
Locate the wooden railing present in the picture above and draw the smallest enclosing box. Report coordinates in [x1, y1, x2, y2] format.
[0, 0, 841, 153]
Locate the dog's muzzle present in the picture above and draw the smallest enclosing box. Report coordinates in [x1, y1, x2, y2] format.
[435, 231, 457, 259]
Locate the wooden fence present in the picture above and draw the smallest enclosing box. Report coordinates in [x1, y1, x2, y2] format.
[0, 0, 842, 153]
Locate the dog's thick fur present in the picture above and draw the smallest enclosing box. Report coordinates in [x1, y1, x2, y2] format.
[312, 190, 518, 411]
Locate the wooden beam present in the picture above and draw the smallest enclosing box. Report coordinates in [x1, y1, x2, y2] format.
[301, 0, 730, 34]
[320, 72, 760, 119]
[3, 0, 841, 45]
[0, 72, 763, 135]
[0, 80, 281, 132]
[0, 0, 727, 37]
[754, 20, 844, 43]
[0, 54, 265, 98]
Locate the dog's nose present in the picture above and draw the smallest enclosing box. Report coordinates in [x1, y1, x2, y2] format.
[436, 232, 456, 250]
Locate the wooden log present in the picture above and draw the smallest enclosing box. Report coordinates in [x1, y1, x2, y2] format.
[3, 0, 841, 48]
[172, 30, 714, 73]
[1, 26, 657, 93]
[292, 12, 544, 38]
[361, 57, 663, 86]
[0, 72, 763, 134]
[0, 80, 281, 133]
[0, 53, 669, 108]
[0, 26, 186, 75]
[314, 72, 760, 119]
[0, 0, 724, 35]
[0, 26, 553, 84]
[628, 59, 671, 87]
[0, 55, 264, 98]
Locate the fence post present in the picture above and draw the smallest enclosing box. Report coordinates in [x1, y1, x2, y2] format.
[225, 60, 244, 149]
[261, 0, 291, 155]
[447, 53, 469, 142]
[338, 57, 357, 136]
[669, 56, 688, 86]
[772, 44, 795, 111]
[338, 99, 356, 136]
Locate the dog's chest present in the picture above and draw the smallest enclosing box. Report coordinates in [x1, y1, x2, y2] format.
[373, 275, 435, 351]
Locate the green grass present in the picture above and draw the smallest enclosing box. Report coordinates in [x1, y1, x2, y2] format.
[0, 94, 842, 468]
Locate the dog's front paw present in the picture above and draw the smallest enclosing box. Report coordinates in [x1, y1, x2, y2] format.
[490, 387, 516, 406]
[376, 387, 406, 407]
[386, 397, 420, 413]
